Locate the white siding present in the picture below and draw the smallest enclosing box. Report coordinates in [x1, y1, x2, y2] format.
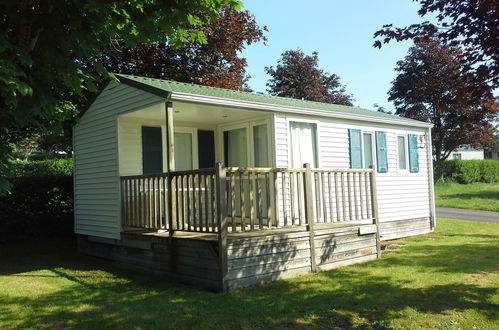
[274, 114, 431, 224]
[450, 150, 484, 160]
[74, 82, 164, 239]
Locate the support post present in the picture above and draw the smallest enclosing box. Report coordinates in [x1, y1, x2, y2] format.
[303, 163, 317, 272]
[426, 128, 436, 231]
[165, 101, 175, 240]
[370, 170, 381, 258]
[216, 163, 229, 292]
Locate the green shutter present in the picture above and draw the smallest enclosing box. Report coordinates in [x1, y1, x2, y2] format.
[376, 131, 388, 173]
[349, 129, 363, 169]
[142, 126, 163, 174]
[408, 134, 419, 173]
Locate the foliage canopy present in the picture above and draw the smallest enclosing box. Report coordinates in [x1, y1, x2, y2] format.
[374, 0, 498, 88]
[389, 40, 497, 161]
[265, 50, 354, 106]
[0, 0, 241, 193]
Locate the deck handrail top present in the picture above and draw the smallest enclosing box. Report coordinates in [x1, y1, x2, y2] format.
[120, 166, 375, 179]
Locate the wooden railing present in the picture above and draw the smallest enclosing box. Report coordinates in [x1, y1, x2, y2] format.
[224, 167, 375, 232]
[121, 173, 169, 230]
[120, 164, 377, 234]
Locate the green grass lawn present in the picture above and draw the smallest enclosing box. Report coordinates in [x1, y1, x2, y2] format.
[1, 219, 498, 329]
[435, 182, 499, 212]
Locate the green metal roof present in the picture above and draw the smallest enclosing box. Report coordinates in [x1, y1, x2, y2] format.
[115, 73, 427, 126]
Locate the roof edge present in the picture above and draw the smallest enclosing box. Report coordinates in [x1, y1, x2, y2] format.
[116, 74, 171, 99]
[171, 91, 434, 128]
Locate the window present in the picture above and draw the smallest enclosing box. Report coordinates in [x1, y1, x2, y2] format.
[363, 133, 373, 169]
[290, 122, 318, 168]
[174, 132, 194, 171]
[375, 131, 388, 173]
[397, 135, 407, 170]
[224, 127, 248, 167]
[221, 121, 271, 168]
[349, 129, 362, 169]
[453, 153, 462, 160]
[408, 134, 420, 172]
[253, 124, 270, 167]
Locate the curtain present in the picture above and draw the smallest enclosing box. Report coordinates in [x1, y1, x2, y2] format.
[174, 132, 193, 171]
[253, 124, 269, 167]
[363, 133, 373, 169]
[227, 128, 248, 167]
[290, 122, 317, 168]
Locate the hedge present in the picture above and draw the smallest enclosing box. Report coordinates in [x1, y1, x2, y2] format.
[434, 159, 499, 184]
[9, 158, 73, 177]
[1, 159, 74, 241]
[0, 176, 74, 240]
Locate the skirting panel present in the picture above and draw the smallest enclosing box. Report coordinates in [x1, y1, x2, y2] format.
[379, 217, 431, 241]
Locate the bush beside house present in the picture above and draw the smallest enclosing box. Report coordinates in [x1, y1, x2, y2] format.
[0, 159, 74, 240]
[434, 159, 499, 184]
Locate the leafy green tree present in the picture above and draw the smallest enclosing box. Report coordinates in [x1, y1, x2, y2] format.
[389, 40, 497, 161]
[265, 50, 354, 106]
[84, 5, 267, 92]
[0, 0, 241, 193]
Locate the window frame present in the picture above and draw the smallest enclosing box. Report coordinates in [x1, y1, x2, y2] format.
[217, 118, 273, 168]
[362, 131, 375, 170]
[396, 134, 409, 173]
[173, 126, 199, 170]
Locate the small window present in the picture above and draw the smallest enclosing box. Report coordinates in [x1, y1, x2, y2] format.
[453, 153, 462, 160]
[363, 133, 373, 169]
[349, 129, 362, 169]
[253, 124, 270, 167]
[408, 134, 420, 172]
[397, 136, 407, 170]
[375, 131, 388, 173]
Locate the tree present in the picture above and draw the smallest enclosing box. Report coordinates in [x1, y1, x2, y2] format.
[374, 0, 498, 88]
[0, 0, 241, 193]
[84, 5, 267, 91]
[265, 50, 354, 106]
[373, 103, 393, 115]
[388, 40, 497, 161]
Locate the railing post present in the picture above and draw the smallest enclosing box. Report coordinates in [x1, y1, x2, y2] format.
[168, 173, 175, 241]
[216, 163, 229, 292]
[370, 170, 381, 258]
[303, 163, 317, 272]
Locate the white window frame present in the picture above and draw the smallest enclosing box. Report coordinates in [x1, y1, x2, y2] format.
[287, 118, 321, 168]
[217, 117, 273, 167]
[163, 126, 199, 170]
[396, 134, 409, 173]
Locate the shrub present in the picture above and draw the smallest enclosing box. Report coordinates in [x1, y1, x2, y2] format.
[479, 160, 499, 183]
[10, 158, 73, 177]
[28, 152, 70, 161]
[434, 159, 499, 184]
[0, 176, 74, 240]
[1, 158, 74, 241]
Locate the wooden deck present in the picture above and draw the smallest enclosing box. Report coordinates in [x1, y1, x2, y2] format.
[78, 164, 383, 291]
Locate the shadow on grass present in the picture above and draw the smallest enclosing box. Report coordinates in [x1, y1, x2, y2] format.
[442, 189, 499, 201]
[1, 235, 498, 329]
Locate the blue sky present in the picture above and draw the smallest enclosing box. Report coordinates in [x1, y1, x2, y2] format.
[240, 0, 436, 112]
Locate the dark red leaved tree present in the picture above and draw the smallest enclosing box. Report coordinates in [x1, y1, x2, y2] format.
[265, 50, 354, 106]
[389, 40, 497, 161]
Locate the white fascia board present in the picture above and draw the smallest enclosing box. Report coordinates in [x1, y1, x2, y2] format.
[171, 92, 434, 129]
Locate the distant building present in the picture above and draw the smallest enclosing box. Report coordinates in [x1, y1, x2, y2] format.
[449, 146, 484, 160]
[484, 148, 499, 161]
